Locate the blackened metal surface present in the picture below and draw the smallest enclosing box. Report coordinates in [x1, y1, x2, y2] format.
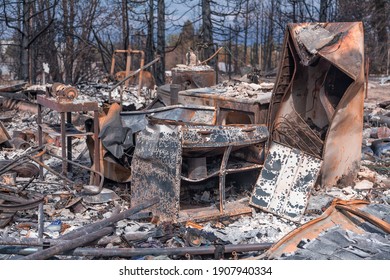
[250, 142, 322, 222]
[120, 105, 216, 133]
[182, 125, 269, 148]
[131, 123, 182, 221]
[0, 160, 39, 178]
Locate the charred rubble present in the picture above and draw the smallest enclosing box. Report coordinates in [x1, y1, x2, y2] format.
[0, 22, 389, 260]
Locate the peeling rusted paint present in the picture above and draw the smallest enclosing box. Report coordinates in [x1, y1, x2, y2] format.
[267, 22, 365, 188]
[250, 142, 322, 222]
[131, 118, 269, 222]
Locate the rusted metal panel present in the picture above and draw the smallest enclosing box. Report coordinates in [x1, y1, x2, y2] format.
[263, 199, 390, 259]
[131, 123, 183, 221]
[0, 121, 11, 145]
[250, 142, 322, 222]
[267, 22, 365, 188]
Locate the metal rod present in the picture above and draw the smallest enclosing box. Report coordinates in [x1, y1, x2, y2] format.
[38, 202, 44, 238]
[93, 109, 100, 185]
[60, 112, 67, 174]
[1, 243, 272, 258]
[0, 237, 64, 247]
[68, 243, 273, 258]
[45, 150, 104, 195]
[66, 112, 72, 173]
[27, 155, 74, 192]
[59, 197, 160, 241]
[22, 227, 114, 260]
[219, 145, 232, 213]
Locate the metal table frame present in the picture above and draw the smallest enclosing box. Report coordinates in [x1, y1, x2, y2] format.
[37, 95, 100, 184]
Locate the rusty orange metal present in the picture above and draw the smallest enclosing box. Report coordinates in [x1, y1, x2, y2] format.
[263, 199, 390, 259]
[268, 22, 365, 188]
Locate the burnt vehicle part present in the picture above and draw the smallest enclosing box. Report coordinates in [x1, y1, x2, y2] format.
[157, 86, 271, 125]
[265, 22, 365, 188]
[131, 118, 269, 223]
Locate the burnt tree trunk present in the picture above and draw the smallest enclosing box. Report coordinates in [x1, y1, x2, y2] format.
[156, 0, 165, 85]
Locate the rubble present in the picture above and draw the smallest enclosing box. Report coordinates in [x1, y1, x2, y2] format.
[0, 22, 390, 261]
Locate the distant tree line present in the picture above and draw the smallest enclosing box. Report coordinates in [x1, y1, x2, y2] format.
[0, 0, 388, 85]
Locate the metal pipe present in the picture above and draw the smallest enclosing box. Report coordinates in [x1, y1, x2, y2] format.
[1, 243, 272, 258]
[22, 227, 114, 260]
[137, 51, 145, 96]
[70, 243, 272, 258]
[59, 197, 159, 241]
[27, 155, 74, 192]
[0, 237, 65, 247]
[170, 84, 180, 105]
[38, 203, 44, 238]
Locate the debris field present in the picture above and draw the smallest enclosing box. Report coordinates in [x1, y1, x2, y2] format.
[0, 22, 390, 260]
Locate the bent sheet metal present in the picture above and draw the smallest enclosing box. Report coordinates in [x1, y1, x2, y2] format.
[250, 142, 322, 222]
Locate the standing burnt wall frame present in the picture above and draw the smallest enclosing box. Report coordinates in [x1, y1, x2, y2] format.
[267, 22, 365, 188]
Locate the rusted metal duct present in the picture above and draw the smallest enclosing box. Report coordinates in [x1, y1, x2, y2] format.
[266, 22, 365, 188]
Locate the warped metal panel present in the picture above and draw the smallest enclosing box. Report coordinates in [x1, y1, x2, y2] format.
[250, 142, 322, 222]
[131, 123, 182, 221]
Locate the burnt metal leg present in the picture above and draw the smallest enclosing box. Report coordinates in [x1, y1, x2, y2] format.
[38, 202, 44, 238]
[93, 110, 100, 185]
[219, 145, 232, 213]
[66, 112, 72, 173]
[60, 112, 67, 175]
[37, 104, 43, 179]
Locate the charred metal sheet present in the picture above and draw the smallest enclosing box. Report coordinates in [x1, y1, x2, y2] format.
[131, 120, 269, 222]
[120, 105, 216, 133]
[267, 22, 365, 188]
[250, 142, 322, 222]
[156, 85, 270, 124]
[131, 123, 182, 221]
[182, 125, 269, 149]
[263, 199, 390, 259]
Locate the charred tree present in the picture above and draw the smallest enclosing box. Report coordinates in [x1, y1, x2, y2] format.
[156, 0, 165, 85]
